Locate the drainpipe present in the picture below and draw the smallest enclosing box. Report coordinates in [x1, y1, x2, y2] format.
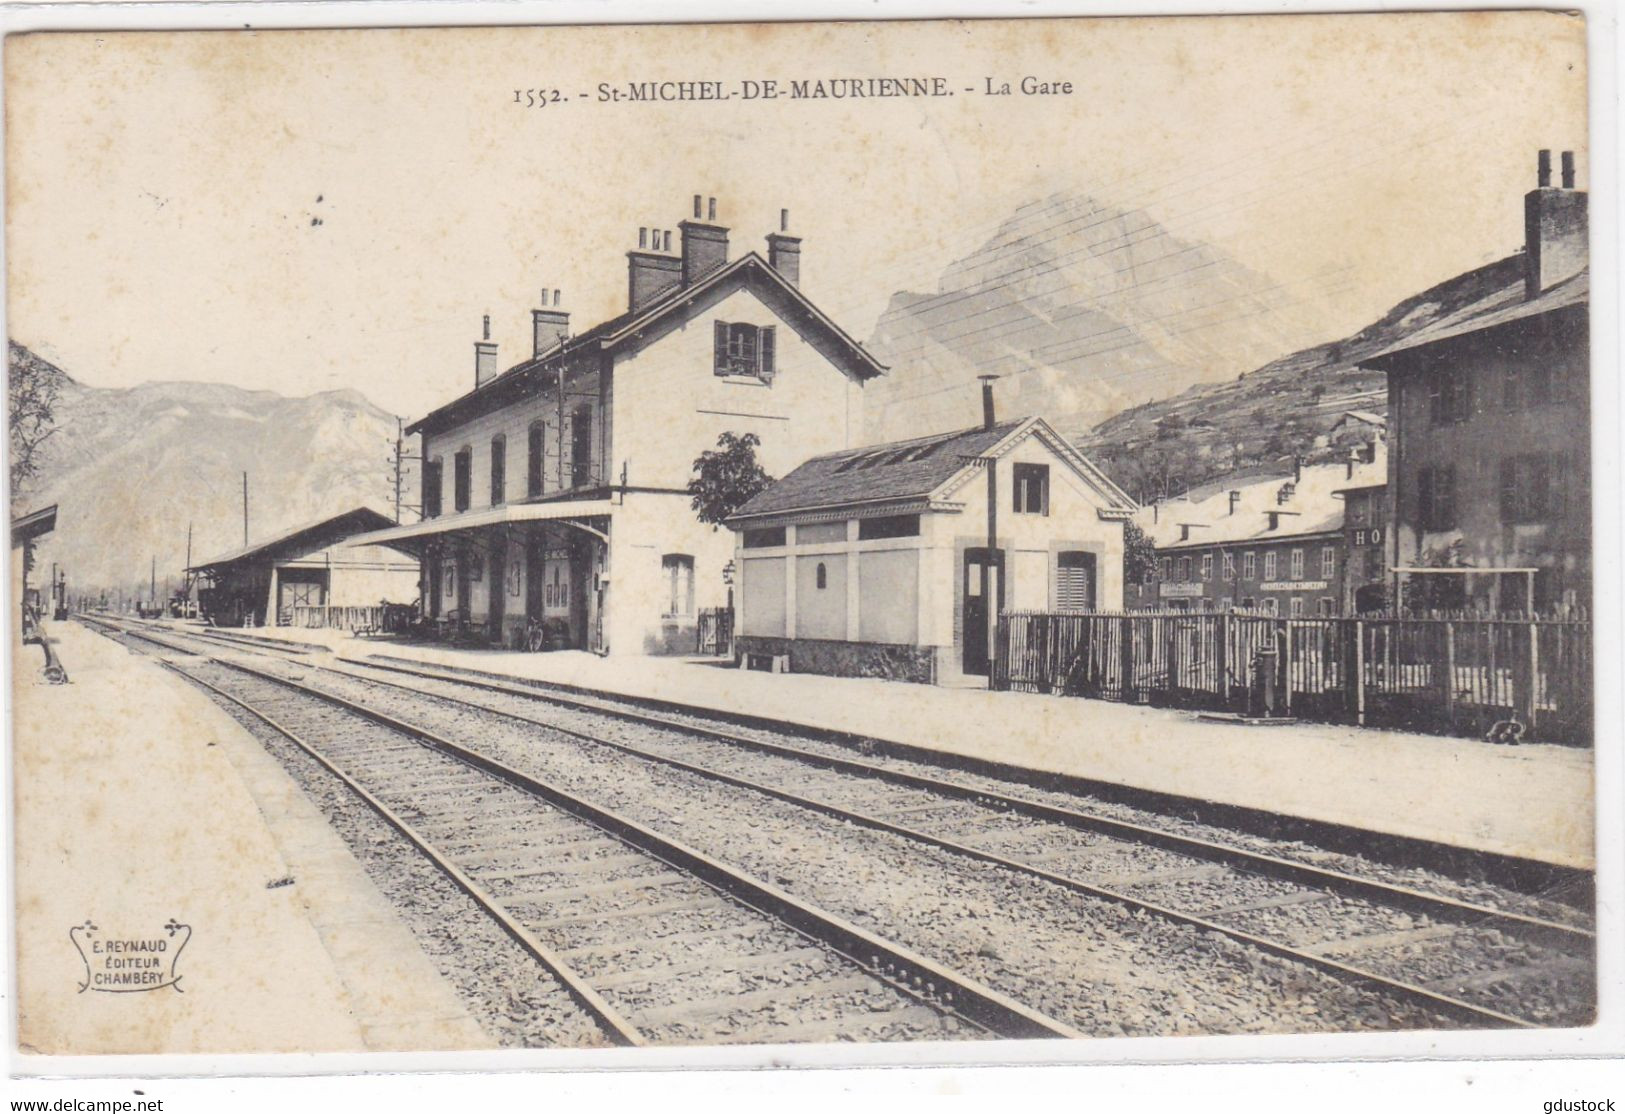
[979, 375, 999, 680]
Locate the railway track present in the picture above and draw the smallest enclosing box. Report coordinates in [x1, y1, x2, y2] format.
[86, 616, 1596, 1031]
[83, 616, 1077, 1045]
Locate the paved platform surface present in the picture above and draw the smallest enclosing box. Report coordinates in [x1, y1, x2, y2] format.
[208, 621, 1597, 871]
[12, 621, 492, 1055]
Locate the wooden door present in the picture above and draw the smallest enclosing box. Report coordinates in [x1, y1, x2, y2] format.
[962, 547, 1004, 676]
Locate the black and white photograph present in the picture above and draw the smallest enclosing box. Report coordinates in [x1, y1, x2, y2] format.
[3, 4, 1618, 1097]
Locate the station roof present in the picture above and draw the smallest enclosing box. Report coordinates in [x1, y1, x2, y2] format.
[9, 504, 57, 548]
[189, 506, 399, 572]
[1363, 268, 1588, 366]
[729, 416, 1137, 524]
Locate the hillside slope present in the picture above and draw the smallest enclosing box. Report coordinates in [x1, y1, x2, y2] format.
[862, 192, 1322, 444]
[1079, 254, 1524, 502]
[10, 341, 407, 598]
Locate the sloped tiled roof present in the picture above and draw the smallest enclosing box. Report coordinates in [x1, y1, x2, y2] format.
[1137, 447, 1386, 551]
[191, 506, 398, 571]
[731, 420, 1026, 520]
[1365, 269, 1588, 364]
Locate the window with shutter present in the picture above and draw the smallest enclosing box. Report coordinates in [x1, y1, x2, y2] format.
[423, 459, 443, 518]
[490, 434, 506, 506]
[1056, 552, 1095, 610]
[527, 423, 544, 497]
[713, 321, 777, 383]
[758, 326, 776, 382]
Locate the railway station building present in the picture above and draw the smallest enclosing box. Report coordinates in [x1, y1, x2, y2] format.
[1360, 150, 1590, 615]
[726, 405, 1136, 684]
[189, 506, 418, 628]
[349, 197, 886, 654]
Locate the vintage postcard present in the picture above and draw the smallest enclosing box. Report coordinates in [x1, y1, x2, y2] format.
[4, 7, 1614, 1072]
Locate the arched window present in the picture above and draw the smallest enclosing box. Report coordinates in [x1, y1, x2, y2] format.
[662, 554, 694, 618]
[815, 562, 827, 590]
[490, 434, 507, 506]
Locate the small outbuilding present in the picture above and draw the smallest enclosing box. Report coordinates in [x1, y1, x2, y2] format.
[190, 507, 419, 628]
[727, 411, 1136, 685]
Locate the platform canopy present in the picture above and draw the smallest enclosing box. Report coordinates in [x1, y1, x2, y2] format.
[9, 504, 57, 549]
[345, 498, 616, 554]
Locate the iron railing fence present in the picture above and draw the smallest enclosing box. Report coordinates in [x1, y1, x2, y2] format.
[994, 609, 1592, 746]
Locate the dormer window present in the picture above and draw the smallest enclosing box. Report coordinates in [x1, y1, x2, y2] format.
[714, 321, 776, 381]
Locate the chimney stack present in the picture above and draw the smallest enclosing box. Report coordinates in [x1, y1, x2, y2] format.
[532, 288, 570, 357]
[627, 225, 682, 312]
[978, 374, 999, 431]
[1524, 147, 1588, 300]
[767, 207, 802, 287]
[1228, 490, 1241, 515]
[475, 314, 499, 387]
[679, 195, 729, 285]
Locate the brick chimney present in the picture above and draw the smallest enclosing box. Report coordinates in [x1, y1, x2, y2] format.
[532, 288, 569, 357]
[766, 207, 801, 287]
[1524, 148, 1588, 300]
[474, 314, 499, 387]
[627, 226, 681, 312]
[978, 374, 998, 431]
[1228, 490, 1241, 515]
[679, 194, 729, 285]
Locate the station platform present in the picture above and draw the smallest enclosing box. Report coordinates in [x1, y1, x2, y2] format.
[212, 622, 1596, 872]
[12, 620, 492, 1055]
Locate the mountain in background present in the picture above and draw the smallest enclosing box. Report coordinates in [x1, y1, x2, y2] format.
[1079, 253, 1525, 503]
[862, 192, 1325, 445]
[10, 341, 408, 599]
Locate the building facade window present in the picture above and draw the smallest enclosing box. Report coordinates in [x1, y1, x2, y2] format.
[1159, 557, 1171, 580]
[1243, 551, 1256, 580]
[713, 321, 777, 381]
[815, 562, 827, 590]
[1290, 549, 1304, 580]
[1200, 553, 1213, 580]
[1321, 546, 1335, 578]
[1264, 551, 1278, 580]
[1319, 597, 1336, 617]
[1289, 597, 1305, 618]
[453, 447, 472, 512]
[490, 434, 506, 506]
[527, 422, 545, 498]
[423, 457, 443, 518]
[743, 526, 787, 549]
[569, 405, 593, 487]
[662, 554, 694, 618]
[1222, 552, 1236, 581]
[1499, 454, 1559, 524]
[857, 514, 920, 540]
[1429, 370, 1472, 425]
[1263, 598, 1279, 616]
[1417, 464, 1458, 531]
[1056, 551, 1096, 610]
[1012, 463, 1050, 515]
[1178, 556, 1191, 581]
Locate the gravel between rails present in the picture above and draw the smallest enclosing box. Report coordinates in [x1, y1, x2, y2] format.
[272, 660, 1462, 1036]
[180, 671, 609, 1049]
[305, 659, 1595, 1028]
[370, 663, 1590, 927]
[183, 658, 980, 1046]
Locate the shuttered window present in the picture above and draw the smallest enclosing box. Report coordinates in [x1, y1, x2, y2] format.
[423, 458, 443, 518]
[490, 434, 506, 506]
[713, 321, 777, 381]
[1056, 552, 1096, 611]
[527, 423, 544, 497]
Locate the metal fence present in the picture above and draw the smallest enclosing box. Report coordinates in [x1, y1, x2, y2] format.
[697, 606, 734, 657]
[994, 609, 1593, 746]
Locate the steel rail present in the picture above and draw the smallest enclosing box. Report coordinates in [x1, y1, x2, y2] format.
[149, 654, 647, 1047]
[305, 658, 1551, 1030]
[342, 655, 1593, 955]
[88, 619, 1572, 1029]
[116, 627, 1084, 1041]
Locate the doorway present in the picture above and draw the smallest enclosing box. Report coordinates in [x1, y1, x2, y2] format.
[961, 547, 1005, 676]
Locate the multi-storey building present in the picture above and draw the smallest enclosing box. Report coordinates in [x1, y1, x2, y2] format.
[1127, 445, 1386, 616]
[1362, 150, 1589, 614]
[351, 198, 885, 654]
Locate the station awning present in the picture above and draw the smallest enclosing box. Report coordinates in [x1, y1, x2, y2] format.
[345, 499, 616, 551]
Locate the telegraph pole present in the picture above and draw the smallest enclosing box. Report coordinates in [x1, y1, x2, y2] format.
[390, 418, 422, 524]
[242, 471, 250, 545]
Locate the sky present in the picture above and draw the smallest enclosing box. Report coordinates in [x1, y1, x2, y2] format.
[4, 12, 1588, 422]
